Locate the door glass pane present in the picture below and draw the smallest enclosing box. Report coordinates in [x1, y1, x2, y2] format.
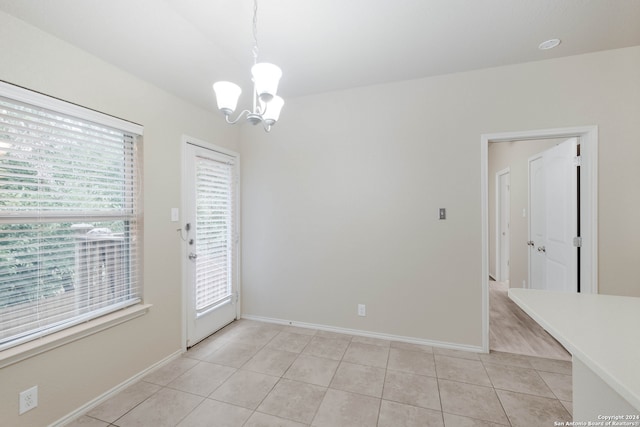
[194, 155, 233, 314]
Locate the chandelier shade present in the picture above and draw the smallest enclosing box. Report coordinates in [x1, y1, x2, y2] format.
[212, 81, 242, 115]
[251, 63, 282, 102]
[261, 95, 284, 125]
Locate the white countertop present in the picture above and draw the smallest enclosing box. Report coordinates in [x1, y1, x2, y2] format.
[508, 288, 640, 411]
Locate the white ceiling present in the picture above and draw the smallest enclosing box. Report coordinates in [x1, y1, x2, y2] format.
[1, 0, 639, 113]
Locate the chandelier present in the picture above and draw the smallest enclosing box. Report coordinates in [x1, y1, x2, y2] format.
[212, 0, 284, 132]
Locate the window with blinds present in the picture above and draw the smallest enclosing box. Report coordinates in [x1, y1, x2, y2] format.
[0, 82, 143, 351]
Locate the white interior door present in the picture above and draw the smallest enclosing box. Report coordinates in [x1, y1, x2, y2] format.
[544, 138, 578, 292]
[529, 155, 546, 290]
[184, 142, 239, 347]
[528, 138, 578, 292]
[497, 169, 511, 282]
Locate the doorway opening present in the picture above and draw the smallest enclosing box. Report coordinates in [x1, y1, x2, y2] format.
[481, 126, 598, 353]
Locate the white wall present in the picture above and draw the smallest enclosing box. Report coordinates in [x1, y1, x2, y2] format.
[240, 45, 640, 350]
[0, 11, 239, 426]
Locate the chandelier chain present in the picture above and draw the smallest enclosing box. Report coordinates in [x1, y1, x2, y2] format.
[252, 0, 259, 65]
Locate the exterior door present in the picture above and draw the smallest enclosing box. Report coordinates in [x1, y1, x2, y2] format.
[184, 142, 239, 347]
[528, 138, 578, 292]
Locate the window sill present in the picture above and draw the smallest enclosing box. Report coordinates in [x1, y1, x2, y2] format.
[0, 304, 151, 369]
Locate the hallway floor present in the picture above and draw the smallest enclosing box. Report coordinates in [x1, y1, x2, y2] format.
[489, 281, 571, 361]
[68, 319, 573, 426]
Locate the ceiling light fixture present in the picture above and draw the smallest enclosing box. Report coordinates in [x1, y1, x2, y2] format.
[538, 38, 561, 50]
[213, 0, 283, 132]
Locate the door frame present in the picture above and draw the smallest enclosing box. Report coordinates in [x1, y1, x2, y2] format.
[495, 167, 510, 282]
[481, 126, 598, 353]
[181, 135, 241, 351]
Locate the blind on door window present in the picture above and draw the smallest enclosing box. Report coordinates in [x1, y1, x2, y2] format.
[0, 82, 143, 351]
[194, 155, 235, 314]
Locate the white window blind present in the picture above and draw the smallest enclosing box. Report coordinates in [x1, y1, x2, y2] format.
[0, 82, 143, 351]
[194, 155, 235, 314]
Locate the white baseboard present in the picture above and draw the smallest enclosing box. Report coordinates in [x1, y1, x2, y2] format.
[51, 349, 183, 427]
[241, 314, 484, 354]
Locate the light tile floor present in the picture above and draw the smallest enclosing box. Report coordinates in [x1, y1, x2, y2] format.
[67, 320, 573, 427]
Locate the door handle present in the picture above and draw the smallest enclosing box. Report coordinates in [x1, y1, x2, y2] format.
[537, 246, 546, 253]
[188, 253, 198, 261]
[527, 241, 535, 246]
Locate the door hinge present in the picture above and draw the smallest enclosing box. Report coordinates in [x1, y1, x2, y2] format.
[573, 156, 582, 167]
[573, 236, 582, 247]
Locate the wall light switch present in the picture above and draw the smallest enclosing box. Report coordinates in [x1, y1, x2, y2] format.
[439, 208, 446, 220]
[171, 208, 179, 222]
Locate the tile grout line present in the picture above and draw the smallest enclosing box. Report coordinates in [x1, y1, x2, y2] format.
[308, 330, 352, 426]
[480, 354, 523, 426]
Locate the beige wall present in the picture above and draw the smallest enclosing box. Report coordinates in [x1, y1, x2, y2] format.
[240, 45, 640, 351]
[0, 11, 239, 426]
[488, 139, 562, 287]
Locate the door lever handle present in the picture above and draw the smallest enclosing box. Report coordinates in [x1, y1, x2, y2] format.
[527, 241, 535, 246]
[537, 246, 546, 253]
[188, 253, 198, 261]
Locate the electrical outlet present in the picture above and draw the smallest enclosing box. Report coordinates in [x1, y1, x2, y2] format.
[358, 304, 366, 316]
[19, 385, 38, 415]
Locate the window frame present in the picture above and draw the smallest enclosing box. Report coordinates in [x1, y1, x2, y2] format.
[0, 81, 147, 362]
